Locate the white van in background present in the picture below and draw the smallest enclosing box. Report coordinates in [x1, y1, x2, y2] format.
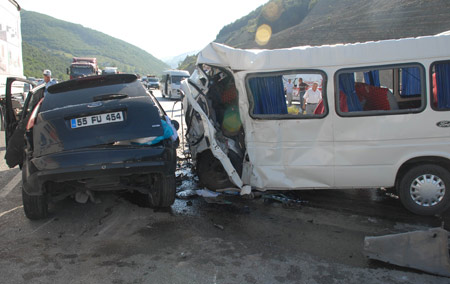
[161, 69, 190, 100]
[102, 67, 118, 75]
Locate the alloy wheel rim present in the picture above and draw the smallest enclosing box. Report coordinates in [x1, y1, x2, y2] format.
[410, 174, 445, 207]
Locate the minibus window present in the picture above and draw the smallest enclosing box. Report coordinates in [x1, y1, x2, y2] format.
[431, 61, 450, 111]
[247, 71, 326, 118]
[336, 64, 425, 116]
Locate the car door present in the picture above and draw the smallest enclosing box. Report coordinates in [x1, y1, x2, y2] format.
[3, 77, 38, 167]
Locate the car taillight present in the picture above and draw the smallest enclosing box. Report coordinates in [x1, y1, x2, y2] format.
[26, 98, 44, 130]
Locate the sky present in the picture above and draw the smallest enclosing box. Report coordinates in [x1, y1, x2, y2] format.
[18, 0, 269, 60]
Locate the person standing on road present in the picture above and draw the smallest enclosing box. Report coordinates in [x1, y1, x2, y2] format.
[285, 79, 294, 106]
[42, 69, 57, 95]
[298, 77, 308, 107]
[302, 82, 322, 114]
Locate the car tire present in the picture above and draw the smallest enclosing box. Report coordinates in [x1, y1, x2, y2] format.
[22, 184, 48, 220]
[399, 164, 450, 216]
[149, 174, 176, 208]
[197, 150, 242, 191]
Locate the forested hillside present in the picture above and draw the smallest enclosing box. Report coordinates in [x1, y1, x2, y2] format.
[21, 10, 168, 80]
[178, 0, 450, 72]
[215, 0, 450, 49]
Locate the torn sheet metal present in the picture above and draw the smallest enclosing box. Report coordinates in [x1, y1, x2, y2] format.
[364, 227, 450, 277]
[181, 79, 244, 191]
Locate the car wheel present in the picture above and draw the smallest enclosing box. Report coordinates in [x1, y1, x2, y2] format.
[196, 150, 242, 190]
[399, 164, 450, 216]
[22, 183, 48, 220]
[149, 174, 176, 207]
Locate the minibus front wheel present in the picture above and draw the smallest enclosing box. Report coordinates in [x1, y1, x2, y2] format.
[399, 164, 450, 216]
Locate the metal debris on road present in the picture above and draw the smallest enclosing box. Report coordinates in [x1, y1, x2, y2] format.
[364, 227, 450, 277]
[214, 224, 224, 230]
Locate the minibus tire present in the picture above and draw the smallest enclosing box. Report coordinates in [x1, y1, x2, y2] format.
[399, 164, 450, 216]
[197, 150, 242, 191]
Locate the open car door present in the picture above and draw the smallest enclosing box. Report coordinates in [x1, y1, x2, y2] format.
[3, 77, 37, 167]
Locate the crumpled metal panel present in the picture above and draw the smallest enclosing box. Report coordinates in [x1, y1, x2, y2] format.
[181, 79, 244, 190]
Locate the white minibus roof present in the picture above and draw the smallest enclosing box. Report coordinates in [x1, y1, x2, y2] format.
[163, 70, 190, 76]
[197, 33, 450, 71]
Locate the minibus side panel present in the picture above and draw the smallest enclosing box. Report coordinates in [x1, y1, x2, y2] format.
[235, 72, 335, 190]
[333, 61, 450, 188]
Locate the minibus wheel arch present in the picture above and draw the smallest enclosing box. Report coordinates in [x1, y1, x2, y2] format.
[396, 157, 450, 215]
[396, 156, 450, 191]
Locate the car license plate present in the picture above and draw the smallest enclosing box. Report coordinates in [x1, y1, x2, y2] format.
[70, 111, 123, 128]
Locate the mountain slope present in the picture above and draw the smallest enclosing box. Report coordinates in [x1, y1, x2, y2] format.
[21, 10, 168, 80]
[215, 0, 450, 49]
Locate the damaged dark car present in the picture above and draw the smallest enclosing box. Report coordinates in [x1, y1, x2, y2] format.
[3, 74, 178, 220]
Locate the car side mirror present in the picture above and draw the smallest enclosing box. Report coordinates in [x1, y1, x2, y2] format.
[171, 120, 180, 130]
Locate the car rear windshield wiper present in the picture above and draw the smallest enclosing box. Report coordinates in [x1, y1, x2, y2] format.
[93, 94, 128, 102]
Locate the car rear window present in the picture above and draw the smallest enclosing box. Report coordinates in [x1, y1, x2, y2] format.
[42, 75, 148, 111]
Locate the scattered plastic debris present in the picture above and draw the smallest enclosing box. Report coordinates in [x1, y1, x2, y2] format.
[176, 189, 197, 199]
[364, 227, 450, 277]
[262, 193, 306, 208]
[196, 189, 221, 198]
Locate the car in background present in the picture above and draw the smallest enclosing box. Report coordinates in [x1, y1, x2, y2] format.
[146, 77, 160, 89]
[3, 74, 179, 219]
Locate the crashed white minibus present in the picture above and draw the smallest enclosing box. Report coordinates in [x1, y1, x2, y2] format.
[181, 32, 450, 216]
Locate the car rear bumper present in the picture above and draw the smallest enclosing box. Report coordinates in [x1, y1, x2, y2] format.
[23, 144, 176, 195]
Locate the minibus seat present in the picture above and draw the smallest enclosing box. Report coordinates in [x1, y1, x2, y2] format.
[314, 100, 324, 114]
[355, 82, 390, 111]
[364, 86, 391, 111]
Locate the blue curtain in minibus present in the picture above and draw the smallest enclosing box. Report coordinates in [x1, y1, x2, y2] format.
[401, 67, 421, 96]
[339, 73, 362, 112]
[435, 63, 450, 109]
[249, 76, 288, 115]
[364, 70, 380, 86]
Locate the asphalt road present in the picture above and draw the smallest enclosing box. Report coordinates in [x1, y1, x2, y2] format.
[0, 89, 449, 283]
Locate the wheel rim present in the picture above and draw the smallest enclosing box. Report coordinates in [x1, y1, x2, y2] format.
[410, 174, 445, 207]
